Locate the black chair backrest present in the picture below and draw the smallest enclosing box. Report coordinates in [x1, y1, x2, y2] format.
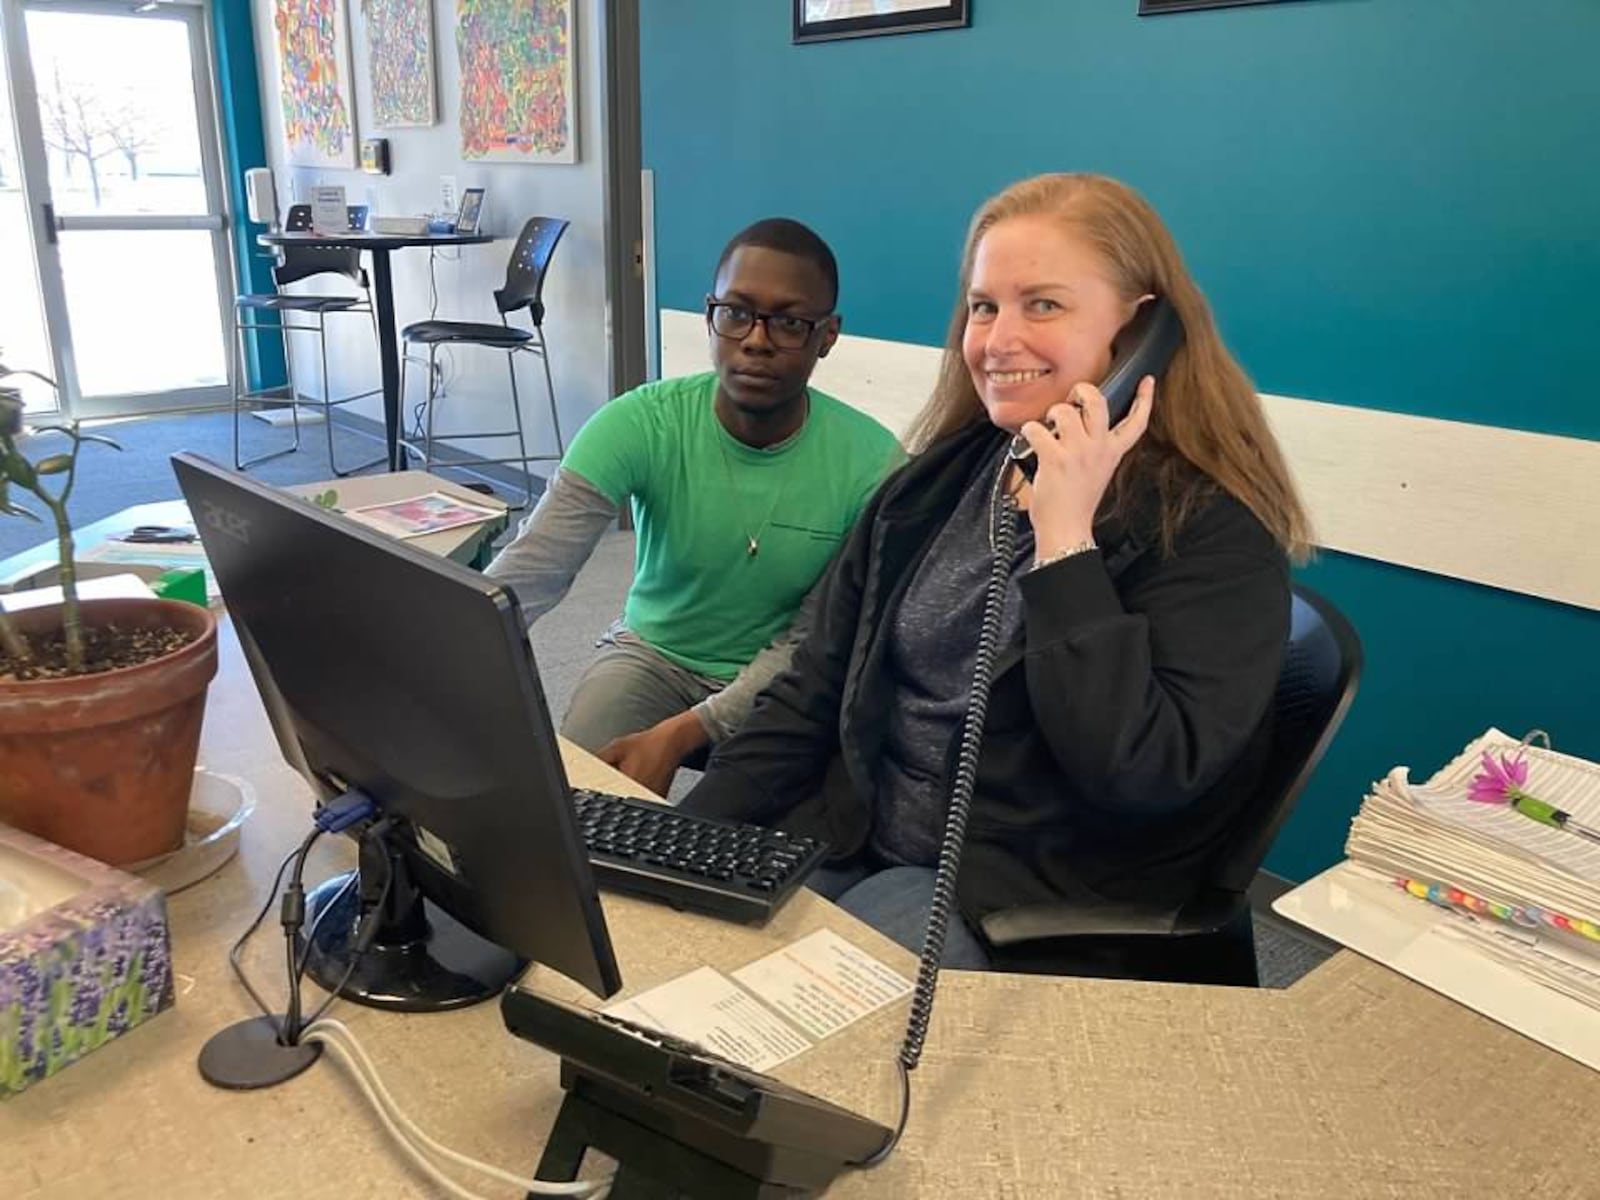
[272, 203, 364, 289]
[1213, 584, 1363, 895]
[494, 217, 569, 318]
[275, 245, 365, 289]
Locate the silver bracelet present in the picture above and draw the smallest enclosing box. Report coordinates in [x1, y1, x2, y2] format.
[1031, 539, 1099, 571]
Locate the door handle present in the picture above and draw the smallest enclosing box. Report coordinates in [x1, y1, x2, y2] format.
[41, 202, 58, 245]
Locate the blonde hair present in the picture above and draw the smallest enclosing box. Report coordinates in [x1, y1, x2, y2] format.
[905, 173, 1312, 559]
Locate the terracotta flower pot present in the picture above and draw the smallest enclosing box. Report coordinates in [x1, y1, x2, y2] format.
[0, 597, 219, 866]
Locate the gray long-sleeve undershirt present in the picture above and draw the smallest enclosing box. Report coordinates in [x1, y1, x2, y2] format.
[483, 466, 817, 743]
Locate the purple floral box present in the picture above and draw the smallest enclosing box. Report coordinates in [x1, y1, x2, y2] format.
[0, 823, 175, 1098]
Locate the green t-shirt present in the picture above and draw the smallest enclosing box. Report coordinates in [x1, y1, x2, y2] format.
[562, 372, 902, 680]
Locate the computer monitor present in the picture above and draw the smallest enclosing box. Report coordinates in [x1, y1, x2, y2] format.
[173, 453, 622, 1018]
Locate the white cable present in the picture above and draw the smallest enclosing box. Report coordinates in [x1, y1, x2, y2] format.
[303, 1019, 611, 1198]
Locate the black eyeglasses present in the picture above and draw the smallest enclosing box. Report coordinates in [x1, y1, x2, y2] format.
[705, 298, 832, 351]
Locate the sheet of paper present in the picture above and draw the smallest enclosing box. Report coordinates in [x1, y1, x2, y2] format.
[310, 184, 348, 233]
[732, 928, 913, 1040]
[343, 491, 500, 539]
[1, 573, 154, 613]
[602, 965, 811, 1072]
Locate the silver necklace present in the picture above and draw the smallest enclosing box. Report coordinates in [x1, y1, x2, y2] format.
[714, 424, 796, 558]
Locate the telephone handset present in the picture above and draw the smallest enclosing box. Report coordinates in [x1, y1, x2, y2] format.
[1007, 295, 1185, 481]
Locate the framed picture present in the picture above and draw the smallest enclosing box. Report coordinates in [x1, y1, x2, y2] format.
[794, 0, 970, 45]
[1139, 0, 1291, 13]
[455, 187, 485, 235]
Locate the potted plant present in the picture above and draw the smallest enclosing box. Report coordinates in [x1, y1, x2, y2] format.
[0, 363, 218, 867]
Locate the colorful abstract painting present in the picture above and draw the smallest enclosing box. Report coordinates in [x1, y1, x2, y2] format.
[367, 0, 437, 128]
[456, 0, 577, 164]
[272, 0, 357, 168]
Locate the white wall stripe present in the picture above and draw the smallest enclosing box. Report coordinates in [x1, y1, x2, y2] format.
[661, 309, 1600, 612]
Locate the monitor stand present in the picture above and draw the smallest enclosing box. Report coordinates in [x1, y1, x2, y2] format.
[301, 824, 524, 1012]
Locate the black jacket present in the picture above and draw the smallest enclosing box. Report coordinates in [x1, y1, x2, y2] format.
[681, 420, 1291, 933]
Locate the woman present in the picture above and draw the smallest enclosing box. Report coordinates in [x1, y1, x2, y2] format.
[680, 174, 1312, 968]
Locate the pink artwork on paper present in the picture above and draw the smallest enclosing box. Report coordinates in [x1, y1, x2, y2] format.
[456, 0, 576, 164]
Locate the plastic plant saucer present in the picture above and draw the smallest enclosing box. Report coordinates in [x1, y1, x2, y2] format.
[125, 767, 256, 894]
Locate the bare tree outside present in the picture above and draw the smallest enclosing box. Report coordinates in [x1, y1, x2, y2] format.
[106, 104, 163, 181]
[37, 62, 166, 207]
[40, 63, 114, 205]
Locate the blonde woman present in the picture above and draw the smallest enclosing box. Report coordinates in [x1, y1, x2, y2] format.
[683, 174, 1311, 970]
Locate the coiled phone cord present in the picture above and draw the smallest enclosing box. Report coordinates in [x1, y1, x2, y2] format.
[858, 480, 1019, 1166]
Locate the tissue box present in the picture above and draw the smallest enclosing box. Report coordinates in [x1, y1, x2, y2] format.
[0, 824, 175, 1098]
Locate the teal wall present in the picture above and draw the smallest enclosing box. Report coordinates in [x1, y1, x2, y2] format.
[211, 0, 284, 390]
[640, 0, 1600, 882]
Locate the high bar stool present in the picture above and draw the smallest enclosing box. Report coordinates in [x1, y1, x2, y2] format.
[397, 216, 569, 507]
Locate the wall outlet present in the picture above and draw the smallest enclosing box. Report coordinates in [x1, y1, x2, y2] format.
[440, 175, 458, 216]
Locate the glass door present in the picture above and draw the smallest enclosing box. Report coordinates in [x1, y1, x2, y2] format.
[0, 24, 55, 414]
[1, 0, 233, 417]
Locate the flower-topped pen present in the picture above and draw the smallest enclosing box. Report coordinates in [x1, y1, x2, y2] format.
[1468, 730, 1600, 846]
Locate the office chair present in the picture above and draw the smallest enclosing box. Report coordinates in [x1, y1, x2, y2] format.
[978, 584, 1363, 987]
[398, 216, 570, 508]
[232, 203, 384, 476]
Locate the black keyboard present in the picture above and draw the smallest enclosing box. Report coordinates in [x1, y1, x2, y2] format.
[571, 788, 827, 924]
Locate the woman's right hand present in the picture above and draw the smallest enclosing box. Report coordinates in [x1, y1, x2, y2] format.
[1019, 374, 1155, 555]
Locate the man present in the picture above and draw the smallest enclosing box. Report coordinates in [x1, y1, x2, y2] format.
[486, 218, 902, 795]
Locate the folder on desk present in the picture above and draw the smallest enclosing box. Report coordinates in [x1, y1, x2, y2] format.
[1277, 728, 1600, 1071]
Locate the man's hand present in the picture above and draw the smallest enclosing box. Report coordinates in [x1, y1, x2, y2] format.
[596, 709, 710, 798]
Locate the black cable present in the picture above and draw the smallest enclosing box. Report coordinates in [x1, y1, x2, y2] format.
[228, 846, 301, 1020]
[299, 845, 394, 1032]
[856, 469, 1018, 1168]
[279, 829, 323, 1043]
[293, 869, 359, 987]
[854, 1060, 911, 1168]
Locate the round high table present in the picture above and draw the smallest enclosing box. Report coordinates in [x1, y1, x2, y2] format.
[256, 229, 495, 472]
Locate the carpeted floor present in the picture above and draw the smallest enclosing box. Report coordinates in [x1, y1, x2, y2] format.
[1, 408, 1337, 987]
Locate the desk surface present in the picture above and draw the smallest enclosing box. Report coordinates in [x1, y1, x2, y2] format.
[258, 231, 494, 251]
[283, 470, 508, 565]
[5, 626, 1598, 1198]
[0, 472, 506, 589]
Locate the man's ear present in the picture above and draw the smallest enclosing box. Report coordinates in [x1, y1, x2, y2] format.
[817, 315, 842, 360]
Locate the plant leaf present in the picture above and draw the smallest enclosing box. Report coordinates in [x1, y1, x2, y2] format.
[0, 499, 40, 521]
[3, 455, 35, 487]
[76, 434, 122, 450]
[34, 453, 73, 475]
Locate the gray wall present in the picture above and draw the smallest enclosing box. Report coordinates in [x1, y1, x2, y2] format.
[249, 0, 611, 461]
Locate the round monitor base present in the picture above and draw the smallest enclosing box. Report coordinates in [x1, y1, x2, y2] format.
[301, 871, 522, 1012]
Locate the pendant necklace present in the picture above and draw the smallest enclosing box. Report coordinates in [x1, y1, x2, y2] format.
[715, 411, 803, 558]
